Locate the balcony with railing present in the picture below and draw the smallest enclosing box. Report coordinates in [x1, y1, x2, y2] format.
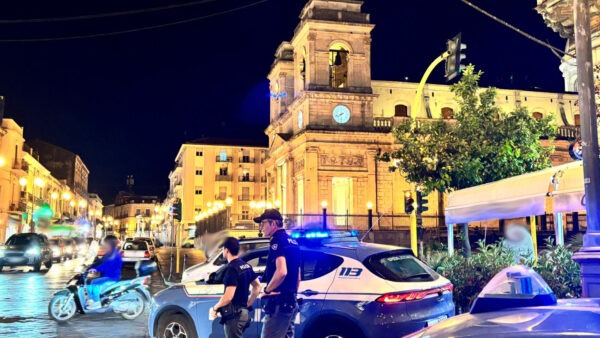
[556, 125, 579, 140]
[238, 196, 251, 201]
[215, 175, 233, 181]
[239, 156, 255, 163]
[238, 176, 255, 182]
[216, 156, 232, 163]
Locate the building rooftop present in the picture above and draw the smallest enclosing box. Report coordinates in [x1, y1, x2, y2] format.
[184, 137, 268, 148]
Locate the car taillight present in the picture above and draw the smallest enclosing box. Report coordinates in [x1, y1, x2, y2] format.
[142, 277, 149, 286]
[376, 284, 454, 304]
[144, 251, 150, 258]
[120, 251, 124, 257]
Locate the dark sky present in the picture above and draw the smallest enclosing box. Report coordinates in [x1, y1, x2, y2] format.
[0, 0, 567, 203]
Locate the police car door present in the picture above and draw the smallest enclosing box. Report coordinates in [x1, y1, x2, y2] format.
[297, 250, 344, 324]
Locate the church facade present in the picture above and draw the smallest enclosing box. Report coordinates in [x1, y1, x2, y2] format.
[262, 0, 578, 230]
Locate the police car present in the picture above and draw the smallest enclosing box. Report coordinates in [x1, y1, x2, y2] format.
[406, 265, 600, 337]
[148, 230, 454, 338]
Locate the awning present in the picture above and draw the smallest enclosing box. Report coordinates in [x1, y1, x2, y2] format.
[445, 161, 584, 224]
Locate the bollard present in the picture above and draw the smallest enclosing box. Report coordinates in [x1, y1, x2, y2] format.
[183, 254, 188, 273]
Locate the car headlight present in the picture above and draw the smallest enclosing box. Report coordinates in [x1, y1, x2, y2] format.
[52, 248, 59, 255]
[26, 247, 40, 256]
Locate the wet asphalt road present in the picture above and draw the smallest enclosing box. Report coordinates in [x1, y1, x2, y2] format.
[0, 255, 165, 337]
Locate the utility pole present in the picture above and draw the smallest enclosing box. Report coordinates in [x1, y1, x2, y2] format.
[572, 0, 600, 297]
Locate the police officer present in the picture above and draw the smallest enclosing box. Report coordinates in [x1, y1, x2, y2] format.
[211, 237, 261, 338]
[254, 209, 301, 338]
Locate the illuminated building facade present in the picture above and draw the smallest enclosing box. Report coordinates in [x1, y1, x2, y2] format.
[263, 0, 579, 229]
[168, 138, 268, 232]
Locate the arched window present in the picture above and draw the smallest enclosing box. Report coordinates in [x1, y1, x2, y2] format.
[329, 43, 349, 88]
[574, 114, 581, 126]
[532, 112, 543, 120]
[441, 107, 454, 119]
[394, 104, 408, 117]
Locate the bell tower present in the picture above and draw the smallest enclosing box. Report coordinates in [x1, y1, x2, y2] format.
[292, 0, 373, 95]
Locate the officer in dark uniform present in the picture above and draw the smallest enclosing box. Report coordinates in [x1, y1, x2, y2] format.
[211, 237, 261, 338]
[254, 209, 301, 338]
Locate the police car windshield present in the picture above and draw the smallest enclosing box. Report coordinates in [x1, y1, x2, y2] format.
[364, 250, 438, 282]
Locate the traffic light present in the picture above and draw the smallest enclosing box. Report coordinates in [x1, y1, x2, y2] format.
[416, 191, 429, 214]
[404, 191, 415, 214]
[445, 33, 467, 82]
[172, 199, 182, 222]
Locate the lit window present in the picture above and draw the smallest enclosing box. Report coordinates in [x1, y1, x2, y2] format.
[441, 107, 454, 119]
[219, 151, 227, 162]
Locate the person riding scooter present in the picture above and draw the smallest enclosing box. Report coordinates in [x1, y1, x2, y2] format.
[86, 235, 122, 309]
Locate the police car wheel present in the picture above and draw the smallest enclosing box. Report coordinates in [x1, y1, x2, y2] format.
[157, 313, 198, 338]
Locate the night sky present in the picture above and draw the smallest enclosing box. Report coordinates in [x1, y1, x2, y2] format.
[0, 0, 567, 203]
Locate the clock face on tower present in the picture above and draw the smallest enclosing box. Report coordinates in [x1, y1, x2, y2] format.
[332, 105, 351, 124]
[298, 111, 303, 129]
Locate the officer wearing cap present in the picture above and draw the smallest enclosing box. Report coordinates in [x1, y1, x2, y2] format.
[211, 237, 261, 338]
[254, 209, 301, 338]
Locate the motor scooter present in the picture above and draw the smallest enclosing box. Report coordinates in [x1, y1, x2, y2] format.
[48, 260, 156, 321]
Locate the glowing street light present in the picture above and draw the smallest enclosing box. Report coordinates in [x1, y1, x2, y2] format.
[0, 157, 6, 167]
[225, 197, 233, 206]
[78, 200, 87, 208]
[62, 192, 71, 200]
[51, 192, 58, 200]
[33, 177, 45, 187]
[366, 201, 373, 210]
[19, 177, 27, 187]
[69, 201, 75, 207]
[266, 202, 273, 209]
[250, 201, 256, 208]
[274, 200, 281, 208]
[321, 200, 328, 209]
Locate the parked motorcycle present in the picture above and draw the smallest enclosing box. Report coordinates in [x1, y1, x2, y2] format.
[48, 260, 157, 321]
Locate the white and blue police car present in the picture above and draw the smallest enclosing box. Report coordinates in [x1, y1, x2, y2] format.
[148, 230, 454, 338]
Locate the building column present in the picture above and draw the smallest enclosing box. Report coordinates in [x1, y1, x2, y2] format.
[286, 156, 294, 215]
[304, 147, 319, 214]
[559, 58, 578, 92]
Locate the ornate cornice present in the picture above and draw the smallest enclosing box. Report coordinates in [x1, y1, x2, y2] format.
[536, 0, 600, 39]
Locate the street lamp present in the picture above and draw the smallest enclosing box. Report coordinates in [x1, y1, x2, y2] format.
[274, 200, 281, 210]
[33, 177, 45, 188]
[51, 192, 58, 199]
[266, 201, 273, 209]
[0, 156, 5, 167]
[19, 177, 27, 187]
[321, 200, 328, 230]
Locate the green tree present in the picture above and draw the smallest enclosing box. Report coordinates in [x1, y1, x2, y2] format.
[381, 65, 556, 256]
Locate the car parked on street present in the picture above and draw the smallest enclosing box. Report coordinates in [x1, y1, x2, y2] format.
[150, 231, 454, 338]
[49, 237, 67, 262]
[122, 240, 154, 262]
[0, 233, 53, 272]
[181, 237, 270, 283]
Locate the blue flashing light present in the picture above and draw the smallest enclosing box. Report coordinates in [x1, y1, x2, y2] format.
[350, 230, 359, 237]
[290, 231, 331, 240]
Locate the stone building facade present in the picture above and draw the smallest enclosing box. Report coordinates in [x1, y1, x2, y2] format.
[263, 0, 579, 229]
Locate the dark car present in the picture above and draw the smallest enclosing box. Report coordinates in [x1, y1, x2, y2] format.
[0, 233, 53, 272]
[48, 238, 66, 262]
[62, 238, 77, 259]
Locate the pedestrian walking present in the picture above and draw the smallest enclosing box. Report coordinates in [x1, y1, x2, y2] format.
[211, 237, 261, 338]
[255, 209, 301, 338]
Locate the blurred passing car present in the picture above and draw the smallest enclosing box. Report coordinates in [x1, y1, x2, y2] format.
[49, 238, 67, 262]
[62, 237, 77, 259]
[122, 240, 154, 262]
[405, 265, 600, 338]
[0, 233, 53, 272]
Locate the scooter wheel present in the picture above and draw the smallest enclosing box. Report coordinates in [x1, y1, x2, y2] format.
[119, 291, 146, 320]
[48, 293, 77, 321]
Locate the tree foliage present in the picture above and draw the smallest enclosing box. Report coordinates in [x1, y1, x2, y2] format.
[381, 65, 557, 194]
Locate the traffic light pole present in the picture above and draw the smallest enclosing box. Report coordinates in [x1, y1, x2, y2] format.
[412, 51, 451, 121]
[572, 0, 600, 297]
